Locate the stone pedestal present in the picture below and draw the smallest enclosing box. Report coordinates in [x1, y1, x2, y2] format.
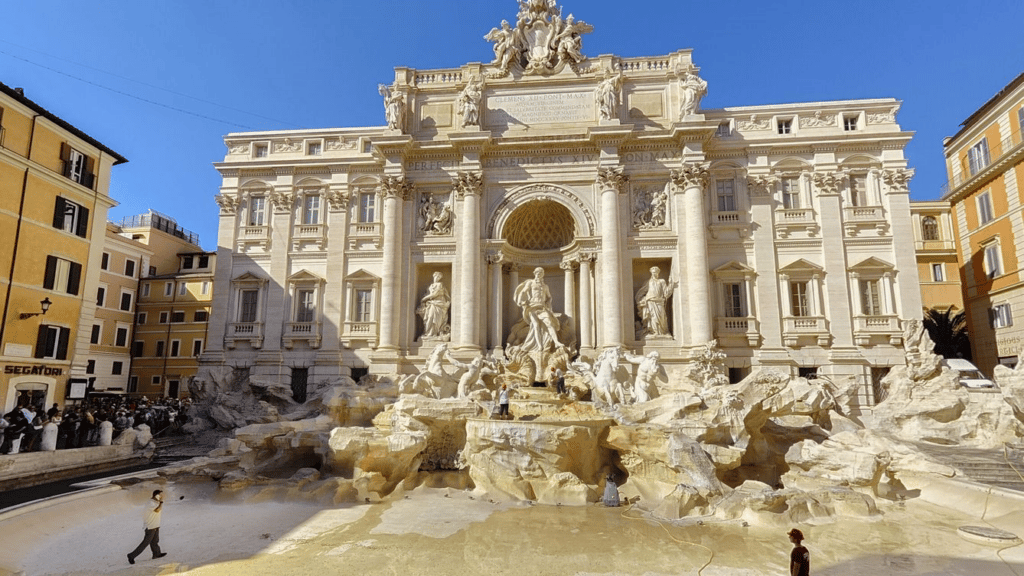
[98, 421, 113, 446]
[41, 422, 58, 451]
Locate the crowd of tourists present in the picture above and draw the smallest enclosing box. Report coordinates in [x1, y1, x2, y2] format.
[0, 396, 191, 454]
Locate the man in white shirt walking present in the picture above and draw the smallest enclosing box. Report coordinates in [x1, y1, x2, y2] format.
[127, 489, 168, 564]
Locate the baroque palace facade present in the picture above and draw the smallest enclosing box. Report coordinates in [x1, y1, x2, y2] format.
[203, 2, 921, 408]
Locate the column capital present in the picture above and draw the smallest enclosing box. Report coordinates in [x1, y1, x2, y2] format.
[578, 252, 597, 264]
[812, 171, 846, 196]
[326, 187, 351, 211]
[502, 262, 518, 275]
[559, 259, 578, 271]
[670, 162, 710, 191]
[270, 189, 297, 212]
[453, 171, 483, 198]
[596, 166, 628, 193]
[215, 194, 239, 215]
[881, 168, 915, 194]
[746, 174, 778, 198]
[381, 175, 414, 200]
[486, 250, 505, 265]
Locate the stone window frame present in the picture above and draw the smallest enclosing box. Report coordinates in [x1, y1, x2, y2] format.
[226, 271, 269, 349]
[341, 269, 381, 348]
[847, 257, 897, 318]
[982, 237, 1003, 279]
[284, 270, 325, 349]
[921, 215, 941, 241]
[976, 189, 995, 225]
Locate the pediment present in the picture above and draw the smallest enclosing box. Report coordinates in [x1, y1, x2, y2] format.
[346, 269, 381, 282]
[232, 271, 267, 283]
[713, 261, 756, 278]
[289, 269, 325, 283]
[849, 256, 894, 271]
[779, 259, 823, 274]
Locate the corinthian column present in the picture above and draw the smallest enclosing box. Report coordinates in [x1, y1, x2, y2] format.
[672, 163, 712, 344]
[597, 166, 627, 347]
[455, 171, 483, 351]
[578, 254, 594, 351]
[488, 252, 504, 352]
[378, 175, 411, 352]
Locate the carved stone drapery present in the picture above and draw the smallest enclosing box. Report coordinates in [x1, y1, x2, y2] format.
[215, 194, 239, 215]
[597, 166, 628, 192]
[746, 175, 779, 198]
[881, 168, 915, 193]
[670, 163, 710, 191]
[326, 189, 351, 211]
[453, 171, 483, 199]
[812, 172, 846, 196]
[381, 175, 414, 200]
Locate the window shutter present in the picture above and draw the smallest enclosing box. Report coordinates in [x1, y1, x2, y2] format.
[56, 327, 70, 360]
[76, 205, 89, 238]
[53, 196, 66, 229]
[67, 261, 82, 295]
[59, 143, 70, 177]
[43, 255, 57, 290]
[34, 325, 48, 358]
[83, 156, 96, 189]
[989, 308, 996, 329]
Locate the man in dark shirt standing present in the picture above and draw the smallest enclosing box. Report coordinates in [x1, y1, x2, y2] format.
[788, 528, 810, 576]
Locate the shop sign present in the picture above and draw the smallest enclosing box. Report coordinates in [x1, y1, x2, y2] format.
[3, 365, 65, 376]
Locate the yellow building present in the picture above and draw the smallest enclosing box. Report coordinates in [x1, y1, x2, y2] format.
[0, 82, 127, 413]
[122, 212, 213, 398]
[910, 201, 963, 313]
[942, 71, 1024, 375]
[75, 224, 152, 394]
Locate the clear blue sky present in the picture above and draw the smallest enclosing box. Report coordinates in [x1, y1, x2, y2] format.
[3, 0, 1023, 250]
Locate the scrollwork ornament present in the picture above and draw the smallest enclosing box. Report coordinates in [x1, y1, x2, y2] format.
[746, 175, 779, 198]
[270, 190, 296, 212]
[326, 189, 352, 211]
[214, 194, 239, 215]
[881, 168, 915, 193]
[812, 171, 846, 196]
[381, 176, 414, 200]
[597, 166, 628, 192]
[453, 171, 483, 198]
[670, 162, 710, 191]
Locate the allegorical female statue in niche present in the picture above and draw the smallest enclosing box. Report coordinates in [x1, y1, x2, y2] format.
[417, 272, 451, 340]
[635, 266, 676, 337]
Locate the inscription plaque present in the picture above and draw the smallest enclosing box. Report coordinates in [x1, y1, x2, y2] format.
[485, 92, 595, 127]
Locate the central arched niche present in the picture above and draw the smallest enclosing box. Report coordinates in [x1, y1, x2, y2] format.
[502, 199, 576, 250]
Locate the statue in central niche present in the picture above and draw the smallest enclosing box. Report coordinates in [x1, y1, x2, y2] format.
[513, 267, 564, 352]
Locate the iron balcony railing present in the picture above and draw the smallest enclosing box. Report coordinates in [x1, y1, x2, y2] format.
[942, 127, 1023, 197]
[118, 211, 201, 245]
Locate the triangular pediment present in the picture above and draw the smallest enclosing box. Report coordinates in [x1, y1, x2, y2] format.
[713, 261, 755, 274]
[232, 271, 266, 283]
[288, 269, 324, 283]
[779, 259, 823, 274]
[346, 269, 380, 282]
[849, 256, 894, 271]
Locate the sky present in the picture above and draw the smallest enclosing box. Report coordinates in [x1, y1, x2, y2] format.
[3, 0, 1023, 250]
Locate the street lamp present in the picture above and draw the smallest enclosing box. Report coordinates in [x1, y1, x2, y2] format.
[20, 297, 52, 320]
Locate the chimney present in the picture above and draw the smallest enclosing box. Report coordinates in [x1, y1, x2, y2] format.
[14, 87, 24, 96]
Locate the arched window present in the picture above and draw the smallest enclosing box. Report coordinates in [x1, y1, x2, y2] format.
[921, 216, 940, 241]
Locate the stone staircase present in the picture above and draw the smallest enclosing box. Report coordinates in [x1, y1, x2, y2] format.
[916, 444, 1024, 493]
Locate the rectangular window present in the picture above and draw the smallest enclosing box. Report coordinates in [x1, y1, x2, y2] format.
[360, 193, 376, 223]
[198, 255, 210, 268]
[179, 282, 188, 296]
[164, 282, 173, 296]
[86, 360, 95, 374]
[860, 279, 882, 315]
[119, 291, 133, 311]
[194, 310, 209, 322]
[182, 255, 194, 270]
[723, 283, 744, 317]
[968, 138, 991, 176]
[985, 243, 1003, 278]
[111, 361, 123, 375]
[90, 324, 101, 345]
[303, 195, 321, 225]
[115, 327, 129, 347]
[192, 339, 204, 356]
[128, 376, 139, 393]
[43, 255, 82, 295]
[356, 289, 373, 322]
[307, 141, 322, 156]
[296, 289, 316, 322]
[137, 312, 147, 325]
[790, 281, 810, 317]
[254, 143, 268, 158]
[716, 180, 735, 212]
[124, 259, 136, 278]
[781, 177, 801, 209]
[977, 191, 994, 224]
[34, 325, 69, 360]
[777, 119, 792, 135]
[843, 115, 858, 131]
[159, 311, 169, 324]
[932, 263, 944, 282]
[171, 311, 185, 323]
[151, 375, 161, 385]
[249, 196, 266, 226]
[201, 281, 210, 295]
[170, 340, 180, 357]
[849, 175, 868, 206]
[101, 252, 109, 270]
[149, 266, 157, 276]
[715, 122, 731, 137]
[96, 286, 106, 307]
[155, 340, 165, 357]
[65, 148, 87, 184]
[240, 289, 259, 323]
[992, 303, 1014, 329]
[132, 340, 144, 357]
[142, 283, 151, 297]
[52, 196, 89, 237]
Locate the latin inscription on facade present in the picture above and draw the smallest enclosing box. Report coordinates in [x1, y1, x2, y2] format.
[486, 92, 595, 127]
